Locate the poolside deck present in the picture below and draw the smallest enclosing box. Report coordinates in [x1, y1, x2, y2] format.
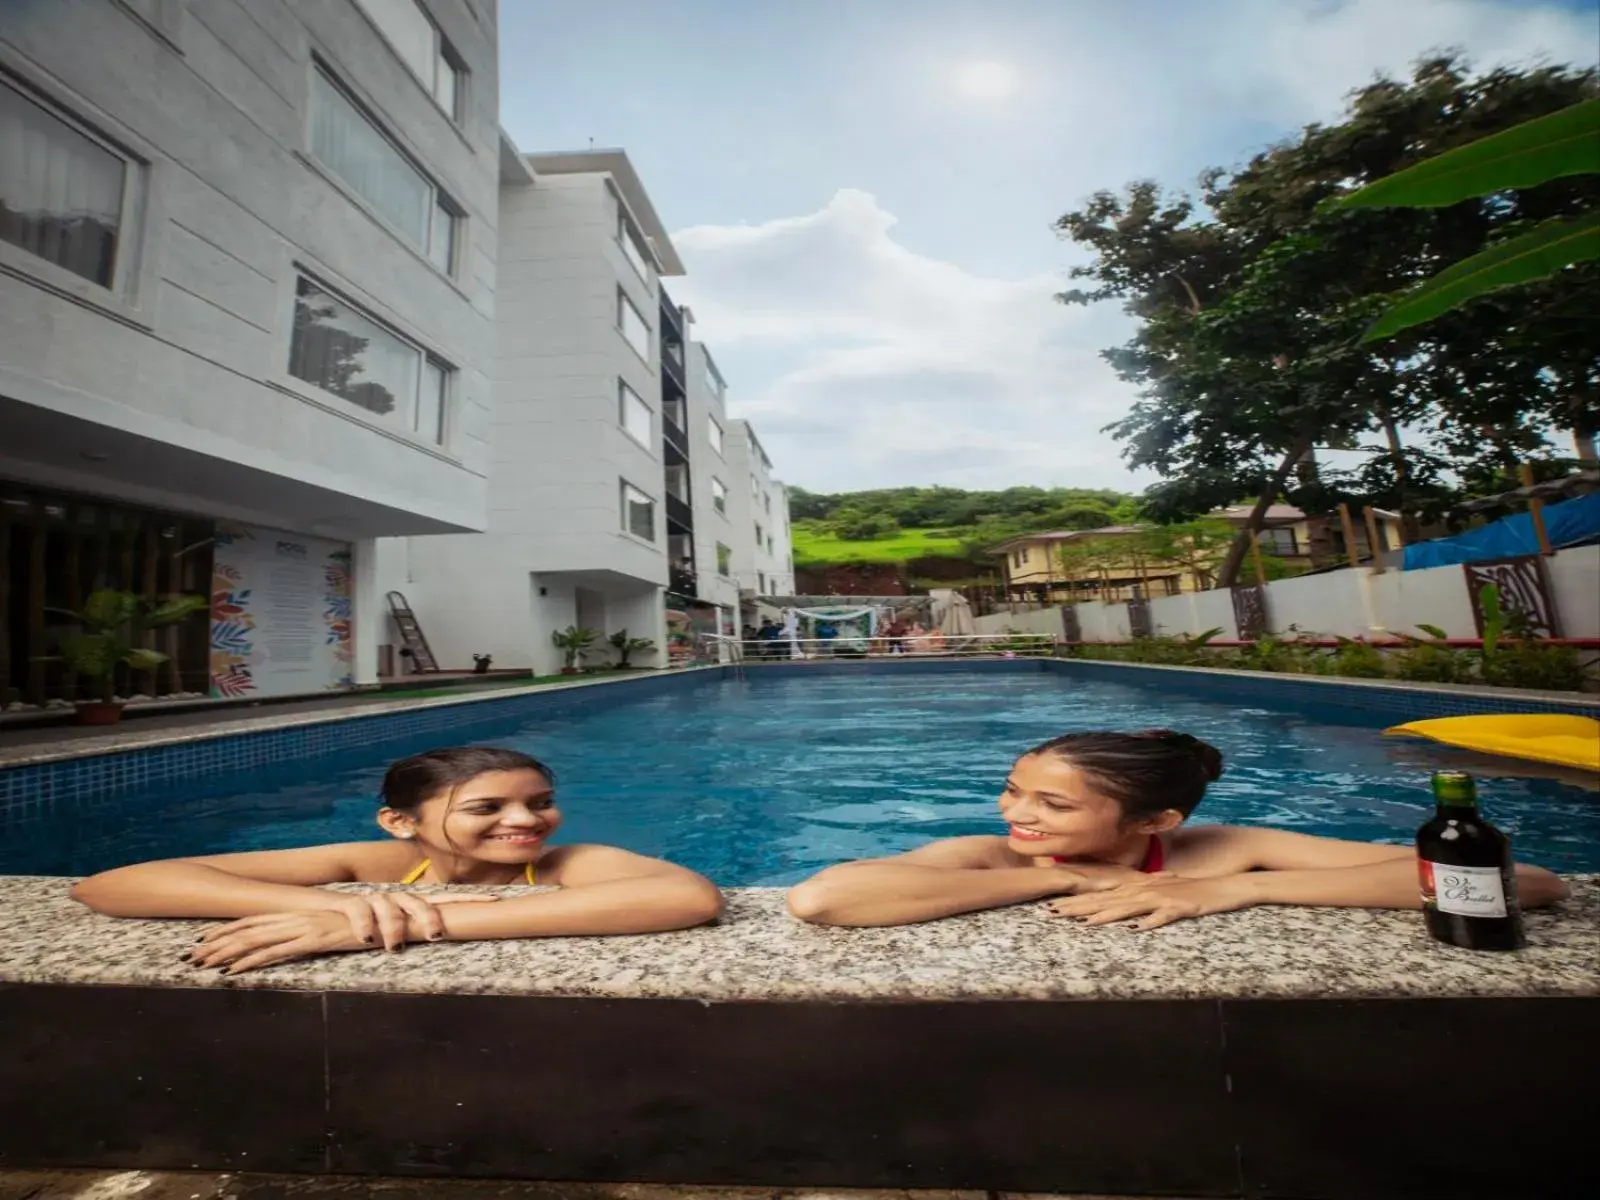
[1, 875, 1594, 1198]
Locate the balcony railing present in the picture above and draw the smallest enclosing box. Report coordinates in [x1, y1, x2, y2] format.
[665, 492, 694, 531]
[660, 337, 687, 388]
[662, 409, 690, 456]
[669, 562, 698, 598]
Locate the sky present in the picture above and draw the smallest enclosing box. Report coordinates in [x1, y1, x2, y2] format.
[498, 0, 1599, 495]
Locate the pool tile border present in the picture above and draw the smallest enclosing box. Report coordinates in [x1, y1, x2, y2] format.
[1044, 658, 1600, 722]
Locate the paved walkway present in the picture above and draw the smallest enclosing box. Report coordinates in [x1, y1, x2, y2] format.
[0, 1170, 1153, 1200]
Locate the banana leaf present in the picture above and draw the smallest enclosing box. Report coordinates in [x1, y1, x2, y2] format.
[1363, 210, 1600, 341]
[1342, 98, 1600, 209]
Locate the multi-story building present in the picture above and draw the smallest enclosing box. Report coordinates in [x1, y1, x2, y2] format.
[683, 339, 739, 628]
[724, 418, 795, 604]
[0, 0, 501, 705]
[386, 146, 685, 675]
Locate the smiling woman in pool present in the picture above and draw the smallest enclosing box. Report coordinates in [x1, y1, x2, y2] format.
[786, 729, 1569, 929]
[71, 746, 723, 973]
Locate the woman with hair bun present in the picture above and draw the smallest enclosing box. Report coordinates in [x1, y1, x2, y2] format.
[787, 729, 1568, 929]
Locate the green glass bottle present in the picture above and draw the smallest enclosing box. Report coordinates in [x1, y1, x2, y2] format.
[1416, 771, 1524, 951]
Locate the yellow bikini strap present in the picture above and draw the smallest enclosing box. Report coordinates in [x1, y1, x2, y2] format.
[399, 859, 535, 885]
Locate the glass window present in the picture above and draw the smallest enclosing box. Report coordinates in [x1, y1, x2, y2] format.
[716, 543, 732, 577]
[767, 535, 774, 555]
[351, 0, 465, 122]
[311, 69, 430, 246]
[0, 80, 127, 287]
[427, 196, 457, 272]
[755, 522, 763, 546]
[711, 478, 727, 515]
[751, 474, 761, 497]
[618, 288, 650, 360]
[1261, 527, 1299, 555]
[758, 572, 766, 594]
[621, 481, 655, 541]
[764, 493, 772, 514]
[619, 379, 651, 446]
[618, 212, 650, 280]
[708, 417, 724, 456]
[289, 277, 449, 444]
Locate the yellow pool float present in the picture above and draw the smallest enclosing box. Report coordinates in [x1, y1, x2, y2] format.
[1385, 714, 1600, 773]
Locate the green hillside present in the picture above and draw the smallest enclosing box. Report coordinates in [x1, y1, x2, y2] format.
[788, 485, 1140, 567]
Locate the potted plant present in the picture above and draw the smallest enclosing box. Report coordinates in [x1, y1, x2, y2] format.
[46, 589, 208, 724]
[608, 629, 656, 669]
[551, 625, 598, 674]
[471, 653, 493, 675]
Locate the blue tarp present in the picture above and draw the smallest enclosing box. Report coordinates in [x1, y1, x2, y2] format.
[1403, 491, 1600, 569]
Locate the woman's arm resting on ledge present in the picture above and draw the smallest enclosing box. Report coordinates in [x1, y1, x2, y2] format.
[69, 845, 374, 920]
[787, 838, 1089, 927]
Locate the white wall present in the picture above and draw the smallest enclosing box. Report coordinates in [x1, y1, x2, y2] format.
[686, 341, 740, 613]
[726, 418, 787, 598]
[973, 545, 1599, 644]
[0, 0, 501, 539]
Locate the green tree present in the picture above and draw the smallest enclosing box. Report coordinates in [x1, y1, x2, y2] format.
[1057, 56, 1600, 582]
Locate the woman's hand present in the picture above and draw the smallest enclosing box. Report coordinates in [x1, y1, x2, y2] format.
[189, 909, 368, 974]
[321, 890, 497, 949]
[1045, 873, 1256, 931]
[191, 891, 499, 974]
[1050, 862, 1168, 892]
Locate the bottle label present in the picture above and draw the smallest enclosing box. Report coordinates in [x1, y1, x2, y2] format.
[1419, 860, 1508, 918]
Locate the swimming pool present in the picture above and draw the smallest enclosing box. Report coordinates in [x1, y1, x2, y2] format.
[5, 667, 1598, 881]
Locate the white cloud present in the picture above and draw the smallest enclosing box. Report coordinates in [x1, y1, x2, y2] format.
[673, 190, 1143, 492]
[668, 0, 1595, 495]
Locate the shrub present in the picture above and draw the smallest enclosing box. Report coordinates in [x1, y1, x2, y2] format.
[1330, 639, 1387, 678]
[1394, 640, 1471, 684]
[1479, 643, 1587, 692]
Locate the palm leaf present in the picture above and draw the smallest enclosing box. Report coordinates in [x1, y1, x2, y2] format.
[1342, 98, 1600, 209]
[122, 647, 170, 671]
[1363, 211, 1600, 341]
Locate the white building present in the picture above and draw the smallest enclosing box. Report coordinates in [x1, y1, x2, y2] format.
[684, 339, 740, 626]
[384, 147, 687, 675]
[0, 0, 502, 704]
[724, 419, 796, 603]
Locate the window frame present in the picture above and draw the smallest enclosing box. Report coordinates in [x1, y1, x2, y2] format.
[0, 69, 149, 309]
[708, 416, 724, 457]
[308, 62, 462, 277]
[716, 542, 733, 577]
[618, 378, 652, 448]
[349, 0, 468, 125]
[617, 209, 652, 282]
[620, 479, 656, 543]
[286, 272, 454, 447]
[616, 286, 651, 362]
[710, 477, 728, 516]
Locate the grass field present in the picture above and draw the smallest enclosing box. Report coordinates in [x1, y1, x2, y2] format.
[791, 525, 969, 565]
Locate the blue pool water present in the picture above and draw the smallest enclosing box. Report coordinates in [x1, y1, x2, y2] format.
[7, 670, 1598, 882]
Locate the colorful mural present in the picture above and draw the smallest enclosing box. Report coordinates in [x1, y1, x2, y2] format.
[208, 522, 355, 698]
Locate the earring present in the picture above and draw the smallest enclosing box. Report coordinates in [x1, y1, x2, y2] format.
[397, 831, 416, 840]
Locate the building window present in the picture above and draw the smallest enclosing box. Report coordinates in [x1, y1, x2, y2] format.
[711, 477, 727, 515]
[751, 474, 761, 497]
[617, 288, 650, 360]
[621, 481, 655, 541]
[310, 67, 459, 267]
[716, 543, 732, 577]
[708, 416, 724, 456]
[351, 0, 465, 121]
[758, 572, 766, 594]
[618, 211, 651, 280]
[1260, 527, 1300, 555]
[619, 379, 651, 447]
[767, 535, 774, 555]
[289, 276, 450, 443]
[754, 522, 764, 549]
[0, 78, 130, 288]
[764, 493, 772, 515]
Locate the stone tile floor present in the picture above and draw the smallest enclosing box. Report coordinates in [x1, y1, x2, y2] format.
[0, 1171, 1181, 1200]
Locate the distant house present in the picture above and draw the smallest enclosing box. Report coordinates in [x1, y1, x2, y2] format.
[1210, 505, 1406, 569]
[992, 526, 1201, 605]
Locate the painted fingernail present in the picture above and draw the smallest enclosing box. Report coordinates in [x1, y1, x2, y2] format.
[427, 932, 443, 940]
[362, 936, 376, 945]
[193, 935, 206, 944]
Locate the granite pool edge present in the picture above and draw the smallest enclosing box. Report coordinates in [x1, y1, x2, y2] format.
[2, 876, 1595, 1004]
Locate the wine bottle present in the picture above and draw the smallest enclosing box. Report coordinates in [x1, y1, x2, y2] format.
[1416, 770, 1524, 951]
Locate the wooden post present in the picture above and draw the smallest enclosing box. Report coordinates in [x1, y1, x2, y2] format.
[1362, 506, 1387, 574]
[1337, 503, 1362, 569]
[1389, 513, 1406, 548]
[1520, 463, 1554, 556]
[1249, 527, 1269, 587]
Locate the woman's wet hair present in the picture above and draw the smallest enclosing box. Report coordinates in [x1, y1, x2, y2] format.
[380, 746, 555, 814]
[1023, 730, 1223, 821]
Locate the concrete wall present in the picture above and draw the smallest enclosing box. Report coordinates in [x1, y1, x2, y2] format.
[0, 0, 500, 539]
[726, 418, 789, 598]
[974, 546, 1599, 644]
